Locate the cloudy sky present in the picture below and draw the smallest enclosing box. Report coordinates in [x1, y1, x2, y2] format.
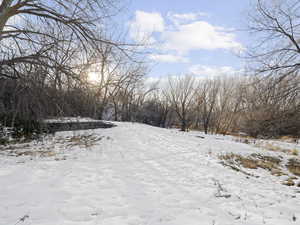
[126, 0, 252, 78]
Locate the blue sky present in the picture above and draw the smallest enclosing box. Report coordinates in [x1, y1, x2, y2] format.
[125, 0, 252, 77]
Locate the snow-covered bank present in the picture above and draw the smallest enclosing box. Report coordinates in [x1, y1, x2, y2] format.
[0, 122, 299, 225]
[43, 117, 101, 123]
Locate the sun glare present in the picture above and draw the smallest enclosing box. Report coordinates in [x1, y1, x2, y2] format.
[88, 72, 100, 84]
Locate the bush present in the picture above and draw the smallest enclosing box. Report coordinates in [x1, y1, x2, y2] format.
[0, 113, 43, 142]
[11, 117, 43, 139]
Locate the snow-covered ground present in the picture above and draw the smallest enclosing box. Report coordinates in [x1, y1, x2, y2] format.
[0, 122, 299, 225]
[43, 117, 101, 123]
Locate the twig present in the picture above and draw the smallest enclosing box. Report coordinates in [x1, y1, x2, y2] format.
[14, 215, 29, 225]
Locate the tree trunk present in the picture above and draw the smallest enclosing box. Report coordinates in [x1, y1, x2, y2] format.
[0, 0, 14, 35]
[204, 122, 208, 134]
[181, 119, 186, 132]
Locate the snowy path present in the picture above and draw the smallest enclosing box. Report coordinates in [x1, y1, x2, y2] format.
[0, 122, 299, 225]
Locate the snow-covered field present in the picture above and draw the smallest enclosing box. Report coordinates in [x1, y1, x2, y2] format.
[0, 122, 299, 225]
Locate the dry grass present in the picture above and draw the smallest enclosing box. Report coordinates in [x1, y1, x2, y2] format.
[261, 143, 290, 153]
[252, 142, 299, 156]
[219, 152, 300, 187]
[219, 153, 281, 171]
[233, 138, 256, 145]
[16, 150, 56, 157]
[286, 158, 300, 176]
[266, 144, 299, 156]
[220, 161, 259, 178]
[1, 133, 106, 159]
[1, 144, 31, 152]
[1, 143, 57, 158]
[291, 149, 299, 156]
[67, 134, 104, 148]
[282, 177, 296, 186]
[232, 136, 300, 156]
[279, 136, 299, 143]
[219, 153, 287, 177]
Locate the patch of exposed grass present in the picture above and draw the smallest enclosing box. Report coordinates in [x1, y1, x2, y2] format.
[291, 149, 299, 156]
[220, 161, 259, 178]
[282, 177, 296, 186]
[269, 145, 299, 156]
[234, 138, 256, 145]
[2, 143, 31, 151]
[219, 152, 300, 187]
[1, 133, 106, 159]
[67, 134, 104, 148]
[261, 143, 292, 154]
[219, 153, 281, 171]
[0, 143, 56, 158]
[219, 153, 287, 178]
[286, 158, 300, 176]
[233, 136, 300, 156]
[16, 150, 56, 157]
[279, 136, 299, 143]
[252, 142, 299, 156]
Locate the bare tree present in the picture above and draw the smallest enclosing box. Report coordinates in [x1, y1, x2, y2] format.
[240, 0, 300, 137]
[151, 89, 171, 127]
[107, 61, 148, 121]
[213, 77, 243, 135]
[0, 0, 124, 80]
[165, 75, 196, 131]
[248, 0, 300, 84]
[240, 75, 300, 137]
[196, 79, 220, 134]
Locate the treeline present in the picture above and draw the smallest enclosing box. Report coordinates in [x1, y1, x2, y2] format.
[140, 75, 300, 138]
[0, 57, 148, 136]
[1, 69, 300, 139]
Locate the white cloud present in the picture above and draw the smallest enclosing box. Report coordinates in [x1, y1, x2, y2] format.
[129, 11, 165, 43]
[149, 54, 189, 63]
[161, 21, 244, 54]
[189, 65, 241, 78]
[167, 12, 209, 25]
[128, 10, 244, 63]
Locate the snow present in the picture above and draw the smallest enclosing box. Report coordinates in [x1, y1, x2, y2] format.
[43, 117, 101, 123]
[0, 122, 300, 225]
